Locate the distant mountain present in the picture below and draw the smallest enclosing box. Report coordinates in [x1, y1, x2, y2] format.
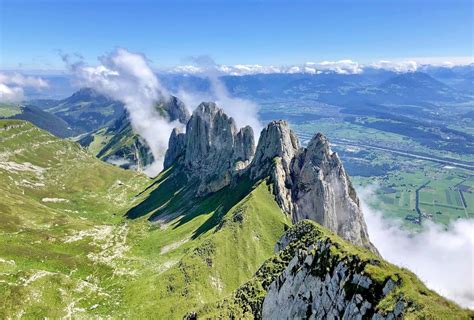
[414, 65, 474, 94]
[0, 103, 75, 138]
[44, 88, 125, 133]
[373, 71, 463, 103]
[79, 95, 190, 171]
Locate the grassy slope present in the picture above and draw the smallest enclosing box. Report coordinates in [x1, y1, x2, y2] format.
[0, 104, 74, 138]
[0, 119, 289, 318]
[0, 120, 150, 318]
[120, 171, 290, 318]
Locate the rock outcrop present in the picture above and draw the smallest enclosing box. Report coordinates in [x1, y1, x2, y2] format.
[163, 127, 186, 169]
[159, 95, 190, 124]
[249, 121, 373, 250]
[250, 120, 299, 215]
[191, 221, 470, 319]
[290, 133, 374, 250]
[165, 102, 255, 195]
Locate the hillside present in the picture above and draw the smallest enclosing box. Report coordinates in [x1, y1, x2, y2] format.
[78, 112, 153, 170]
[0, 103, 75, 137]
[0, 119, 151, 318]
[78, 95, 190, 171]
[0, 119, 290, 318]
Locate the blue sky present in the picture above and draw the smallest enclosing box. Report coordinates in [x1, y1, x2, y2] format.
[1, 0, 473, 70]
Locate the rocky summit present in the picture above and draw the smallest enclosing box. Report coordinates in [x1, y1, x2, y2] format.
[165, 104, 374, 251]
[164, 102, 255, 195]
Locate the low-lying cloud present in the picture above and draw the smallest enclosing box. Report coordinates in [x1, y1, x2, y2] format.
[358, 186, 474, 309]
[64, 48, 180, 176]
[176, 55, 262, 134]
[0, 73, 49, 103]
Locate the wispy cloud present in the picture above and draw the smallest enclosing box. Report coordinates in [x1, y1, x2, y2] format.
[63, 48, 179, 176]
[176, 55, 262, 134]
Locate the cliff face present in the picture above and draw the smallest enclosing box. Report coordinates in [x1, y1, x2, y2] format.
[263, 223, 392, 319]
[290, 133, 374, 250]
[164, 104, 373, 250]
[249, 121, 374, 250]
[164, 102, 255, 195]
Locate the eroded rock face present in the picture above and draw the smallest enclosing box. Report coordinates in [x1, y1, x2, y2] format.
[163, 96, 190, 124]
[250, 121, 374, 251]
[291, 133, 374, 250]
[250, 120, 299, 215]
[262, 236, 403, 320]
[163, 127, 185, 169]
[167, 102, 256, 195]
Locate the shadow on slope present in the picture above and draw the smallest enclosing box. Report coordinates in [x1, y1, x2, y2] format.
[125, 166, 256, 239]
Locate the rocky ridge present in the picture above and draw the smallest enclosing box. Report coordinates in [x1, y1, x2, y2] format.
[165, 103, 373, 250]
[190, 221, 471, 319]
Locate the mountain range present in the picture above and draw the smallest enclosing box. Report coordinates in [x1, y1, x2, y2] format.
[0, 101, 471, 318]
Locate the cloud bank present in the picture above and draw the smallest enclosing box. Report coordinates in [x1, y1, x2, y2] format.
[0, 73, 48, 103]
[64, 48, 179, 176]
[359, 186, 474, 309]
[166, 56, 474, 76]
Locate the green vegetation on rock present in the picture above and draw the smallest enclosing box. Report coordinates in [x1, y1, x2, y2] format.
[195, 220, 473, 319]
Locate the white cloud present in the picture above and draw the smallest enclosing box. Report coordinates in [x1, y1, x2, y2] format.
[165, 56, 473, 76]
[312, 59, 363, 74]
[0, 73, 49, 103]
[65, 48, 180, 176]
[369, 60, 419, 73]
[359, 186, 474, 309]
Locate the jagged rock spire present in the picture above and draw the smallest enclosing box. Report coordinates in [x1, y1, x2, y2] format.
[249, 121, 375, 251]
[250, 120, 299, 215]
[165, 102, 256, 195]
[291, 133, 375, 250]
[163, 127, 185, 169]
[163, 103, 375, 251]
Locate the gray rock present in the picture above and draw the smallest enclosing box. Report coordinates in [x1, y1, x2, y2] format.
[163, 127, 186, 169]
[168, 102, 255, 195]
[250, 120, 299, 215]
[262, 237, 403, 320]
[250, 121, 375, 251]
[162, 95, 191, 124]
[290, 133, 375, 251]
